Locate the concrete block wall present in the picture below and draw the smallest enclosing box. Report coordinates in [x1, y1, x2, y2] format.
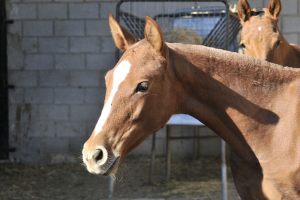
[6, 0, 118, 163]
[5, 0, 300, 163]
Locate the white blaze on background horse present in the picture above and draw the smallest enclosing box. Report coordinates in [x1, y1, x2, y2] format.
[82, 14, 300, 199]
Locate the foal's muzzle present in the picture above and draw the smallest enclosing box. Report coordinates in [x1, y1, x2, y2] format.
[82, 145, 119, 175]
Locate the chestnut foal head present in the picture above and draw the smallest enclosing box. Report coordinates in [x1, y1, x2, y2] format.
[82, 16, 176, 175]
[238, 0, 284, 63]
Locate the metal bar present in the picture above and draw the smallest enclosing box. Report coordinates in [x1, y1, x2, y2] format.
[149, 133, 156, 184]
[221, 140, 228, 200]
[108, 176, 115, 200]
[168, 135, 216, 140]
[193, 127, 198, 160]
[222, 4, 229, 199]
[166, 125, 171, 181]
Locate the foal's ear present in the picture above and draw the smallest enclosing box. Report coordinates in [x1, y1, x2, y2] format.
[237, 0, 252, 23]
[144, 16, 164, 53]
[267, 0, 281, 20]
[108, 14, 137, 51]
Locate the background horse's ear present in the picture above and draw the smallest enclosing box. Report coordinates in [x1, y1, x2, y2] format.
[267, 0, 281, 20]
[237, 0, 252, 23]
[109, 14, 137, 51]
[144, 16, 164, 53]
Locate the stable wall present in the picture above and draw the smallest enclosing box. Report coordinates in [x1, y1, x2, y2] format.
[5, 0, 300, 163]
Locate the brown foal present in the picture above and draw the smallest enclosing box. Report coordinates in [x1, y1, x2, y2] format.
[238, 0, 300, 67]
[82, 15, 300, 199]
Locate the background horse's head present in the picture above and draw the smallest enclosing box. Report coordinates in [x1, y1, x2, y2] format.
[238, 0, 285, 64]
[82, 15, 177, 175]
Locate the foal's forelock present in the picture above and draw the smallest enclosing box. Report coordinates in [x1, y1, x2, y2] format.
[93, 60, 132, 136]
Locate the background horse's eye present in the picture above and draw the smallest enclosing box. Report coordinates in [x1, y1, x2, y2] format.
[274, 40, 281, 49]
[239, 43, 246, 49]
[238, 43, 246, 54]
[135, 82, 149, 93]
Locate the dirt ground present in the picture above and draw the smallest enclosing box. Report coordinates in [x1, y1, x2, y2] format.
[0, 156, 240, 200]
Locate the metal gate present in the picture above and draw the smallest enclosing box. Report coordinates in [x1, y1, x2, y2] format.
[116, 0, 240, 51]
[0, 0, 9, 160]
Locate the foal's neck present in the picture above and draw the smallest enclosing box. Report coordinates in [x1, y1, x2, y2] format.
[279, 38, 300, 67]
[167, 43, 299, 159]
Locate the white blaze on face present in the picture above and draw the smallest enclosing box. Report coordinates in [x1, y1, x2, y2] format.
[93, 60, 132, 135]
[258, 26, 262, 32]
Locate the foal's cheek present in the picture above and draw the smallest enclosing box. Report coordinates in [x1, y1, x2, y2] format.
[131, 99, 145, 120]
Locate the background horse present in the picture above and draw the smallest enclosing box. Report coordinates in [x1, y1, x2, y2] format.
[82, 15, 300, 199]
[237, 0, 300, 67]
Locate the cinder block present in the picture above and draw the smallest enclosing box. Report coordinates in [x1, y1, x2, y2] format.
[283, 33, 298, 44]
[54, 20, 84, 36]
[54, 88, 85, 104]
[13, 138, 46, 163]
[9, 104, 18, 121]
[250, 0, 264, 9]
[131, 137, 165, 156]
[54, 0, 82, 2]
[40, 138, 69, 154]
[9, 88, 24, 104]
[281, 0, 298, 15]
[9, 4, 37, 19]
[100, 2, 116, 19]
[7, 21, 22, 35]
[9, 71, 38, 87]
[69, 3, 99, 19]
[28, 121, 56, 137]
[38, 3, 67, 19]
[9, 103, 39, 121]
[22, 37, 38, 53]
[86, 121, 96, 136]
[283, 16, 300, 33]
[70, 105, 101, 121]
[86, 19, 110, 36]
[39, 37, 68, 53]
[100, 36, 115, 53]
[25, 54, 54, 70]
[23, 0, 52, 2]
[86, 53, 115, 70]
[84, 88, 105, 104]
[23, 21, 53, 36]
[24, 88, 54, 104]
[55, 54, 85, 70]
[39, 105, 69, 120]
[56, 122, 86, 137]
[7, 37, 24, 70]
[70, 37, 101, 53]
[70, 71, 102, 87]
[69, 136, 87, 154]
[39, 70, 69, 87]
[198, 137, 221, 156]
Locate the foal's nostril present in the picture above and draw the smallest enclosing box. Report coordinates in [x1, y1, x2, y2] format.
[94, 149, 103, 162]
[92, 147, 108, 166]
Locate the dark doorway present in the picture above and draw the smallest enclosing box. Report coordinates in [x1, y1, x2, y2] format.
[0, 0, 9, 159]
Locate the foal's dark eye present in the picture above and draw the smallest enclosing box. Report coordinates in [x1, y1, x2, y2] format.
[274, 40, 281, 49]
[135, 81, 149, 93]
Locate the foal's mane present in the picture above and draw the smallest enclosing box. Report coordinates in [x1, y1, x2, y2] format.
[166, 43, 300, 87]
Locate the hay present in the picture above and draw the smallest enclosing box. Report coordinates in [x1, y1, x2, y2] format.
[164, 27, 203, 45]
